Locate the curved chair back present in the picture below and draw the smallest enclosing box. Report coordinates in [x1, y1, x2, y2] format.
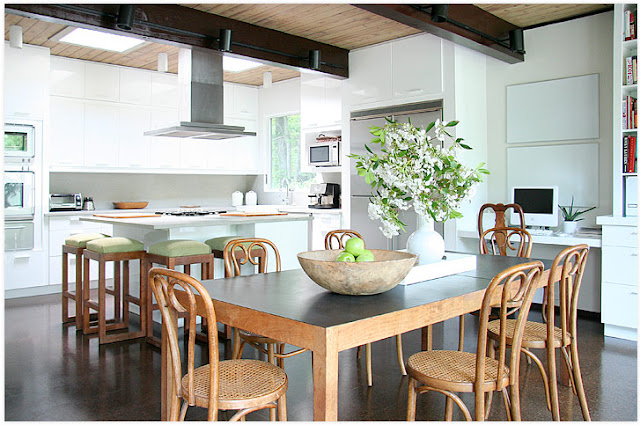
[480, 227, 533, 258]
[546, 244, 590, 345]
[223, 238, 281, 277]
[478, 203, 526, 237]
[324, 229, 364, 250]
[477, 261, 544, 394]
[149, 267, 220, 421]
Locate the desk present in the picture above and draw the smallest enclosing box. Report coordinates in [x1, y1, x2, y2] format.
[160, 255, 552, 421]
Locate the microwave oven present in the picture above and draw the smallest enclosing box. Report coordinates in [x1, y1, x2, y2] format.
[50, 193, 83, 211]
[4, 123, 35, 159]
[308, 140, 340, 167]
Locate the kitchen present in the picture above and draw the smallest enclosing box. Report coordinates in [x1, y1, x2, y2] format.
[3, 3, 638, 422]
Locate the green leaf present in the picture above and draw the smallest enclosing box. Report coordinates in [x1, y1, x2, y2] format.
[425, 122, 435, 133]
[445, 120, 459, 127]
[460, 143, 472, 150]
[365, 144, 373, 154]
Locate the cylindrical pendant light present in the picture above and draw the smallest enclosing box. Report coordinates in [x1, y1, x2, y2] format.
[9, 26, 23, 49]
[309, 50, 321, 71]
[431, 5, 449, 23]
[116, 5, 136, 31]
[157, 53, 169, 73]
[219, 29, 232, 52]
[509, 28, 525, 53]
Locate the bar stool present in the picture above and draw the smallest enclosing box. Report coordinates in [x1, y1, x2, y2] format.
[61, 233, 109, 330]
[82, 237, 147, 344]
[145, 240, 214, 347]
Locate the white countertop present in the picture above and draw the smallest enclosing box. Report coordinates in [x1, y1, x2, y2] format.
[47, 205, 341, 217]
[457, 229, 602, 248]
[80, 212, 312, 230]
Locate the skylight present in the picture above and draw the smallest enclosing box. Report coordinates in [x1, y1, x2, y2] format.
[59, 28, 145, 53]
[223, 56, 262, 73]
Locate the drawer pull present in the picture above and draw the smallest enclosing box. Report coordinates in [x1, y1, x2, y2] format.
[5, 225, 26, 230]
[630, 291, 638, 295]
[632, 253, 638, 257]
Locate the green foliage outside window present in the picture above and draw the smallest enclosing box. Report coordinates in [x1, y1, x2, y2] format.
[269, 114, 317, 190]
[5, 133, 26, 152]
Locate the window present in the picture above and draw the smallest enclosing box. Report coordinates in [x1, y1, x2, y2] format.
[268, 114, 317, 190]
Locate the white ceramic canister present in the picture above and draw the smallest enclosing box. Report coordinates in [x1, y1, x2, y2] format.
[245, 190, 257, 205]
[231, 191, 243, 207]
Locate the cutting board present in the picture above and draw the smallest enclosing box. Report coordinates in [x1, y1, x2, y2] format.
[93, 213, 161, 218]
[219, 212, 289, 217]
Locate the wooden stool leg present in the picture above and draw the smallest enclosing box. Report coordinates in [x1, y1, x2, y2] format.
[139, 256, 147, 337]
[62, 250, 69, 324]
[123, 260, 130, 326]
[74, 250, 83, 329]
[98, 257, 107, 344]
[114, 261, 121, 322]
[83, 255, 91, 333]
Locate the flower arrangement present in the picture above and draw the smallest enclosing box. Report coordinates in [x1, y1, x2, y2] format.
[349, 118, 489, 238]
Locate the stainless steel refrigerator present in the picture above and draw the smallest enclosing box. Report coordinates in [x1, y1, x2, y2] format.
[350, 101, 444, 250]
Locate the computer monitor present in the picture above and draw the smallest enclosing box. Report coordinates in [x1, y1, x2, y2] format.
[510, 186, 559, 228]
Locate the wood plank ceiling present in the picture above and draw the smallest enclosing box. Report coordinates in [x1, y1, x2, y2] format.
[4, 3, 611, 86]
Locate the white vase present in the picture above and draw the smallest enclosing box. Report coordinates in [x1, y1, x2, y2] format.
[563, 221, 579, 234]
[406, 216, 445, 265]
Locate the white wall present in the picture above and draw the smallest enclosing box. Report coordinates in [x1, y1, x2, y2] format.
[485, 12, 613, 226]
[49, 172, 256, 210]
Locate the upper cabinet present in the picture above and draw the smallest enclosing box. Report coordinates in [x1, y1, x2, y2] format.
[224, 83, 259, 119]
[119, 67, 152, 105]
[301, 73, 343, 129]
[50, 56, 85, 98]
[4, 42, 50, 119]
[84, 62, 119, 102]
[348, 34, 443, 108]
[152, 73, 179, 108]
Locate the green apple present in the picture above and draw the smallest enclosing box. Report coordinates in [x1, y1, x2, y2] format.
[355, 249, 375, 262]
[336, 251, 356, 262]
[344, 237, 366, 257]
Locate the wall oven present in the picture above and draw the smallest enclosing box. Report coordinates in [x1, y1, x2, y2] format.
[4, 123, 36, 159]
[4, 168, 36, 220]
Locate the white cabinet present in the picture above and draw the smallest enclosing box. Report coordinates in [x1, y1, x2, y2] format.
[310, 212, 342, 250]
[180, 139, 210, 170]
[49, 97, 85, 167]
[119, 67, 152, 105]
[152, 73, 179, 108]
[150, 108, 181, 169]
[118, 106, 151, 169]
[50, 56, 85, 98]
[48, 216, 113, 286]
[348, 34, 444, 107]
[84, 103, 119, 167]
[349, 42, 393, 105]
[224, 83, 259, 119]
[84, 62, 119, 102]
[392, 34, 443, 100]
[301, 73, 342, 129]
[4, 42, 50, 119]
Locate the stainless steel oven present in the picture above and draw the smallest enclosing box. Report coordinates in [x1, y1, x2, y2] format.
[4, 168, 35, 220]
[4, 123, 36, 159]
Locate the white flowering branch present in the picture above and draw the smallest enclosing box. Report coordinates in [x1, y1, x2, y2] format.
[349, 118, 489, 238]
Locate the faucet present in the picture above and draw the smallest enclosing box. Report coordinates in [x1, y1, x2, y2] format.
[280, 177, 292, 205]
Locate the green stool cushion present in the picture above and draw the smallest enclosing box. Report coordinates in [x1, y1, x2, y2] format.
[148, 240, 211, 258]
[65, 233, 109, 248]
[86, 237, 144, 254]
[204, 236, 247, 252]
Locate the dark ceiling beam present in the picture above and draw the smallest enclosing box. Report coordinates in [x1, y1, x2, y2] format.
[5, 3, 349, 78]
[355, 4, 524, 64]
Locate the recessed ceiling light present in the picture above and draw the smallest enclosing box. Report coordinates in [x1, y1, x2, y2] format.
[223, 56, 262, 73]
[59, 28, 145, 53]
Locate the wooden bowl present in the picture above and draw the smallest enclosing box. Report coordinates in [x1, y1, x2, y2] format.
[297, 249, 417, 296]
[113, 201, 149, 209]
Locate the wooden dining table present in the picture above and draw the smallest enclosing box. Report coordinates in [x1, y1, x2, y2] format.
[160, 254, 552, 421]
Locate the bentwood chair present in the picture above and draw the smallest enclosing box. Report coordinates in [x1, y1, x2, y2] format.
[149, 267, 288, 421]
[478, 203, 526, 244]
[224, 238, 308, 367]
[406, 261, 545, 421]
[487, 244, 591, 421]
[457, 227, 534, 350]
[324, 229, 406, 386]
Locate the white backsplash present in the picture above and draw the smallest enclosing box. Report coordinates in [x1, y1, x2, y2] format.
[50, 173, 258, 210]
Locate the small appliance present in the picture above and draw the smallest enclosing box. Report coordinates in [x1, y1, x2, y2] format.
[83, 197, 95, 211]
[308, 140, 340, 167]
[308, 183, 340, 209]
[49, 193, 83, 211]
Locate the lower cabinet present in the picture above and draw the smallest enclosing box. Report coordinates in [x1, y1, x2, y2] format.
[310, 212, 342, 250]
[597, 219, 638, 341]
[48, 216, 113, 286]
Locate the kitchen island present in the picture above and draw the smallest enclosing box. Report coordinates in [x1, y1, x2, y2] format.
[81, 212, 313, 274]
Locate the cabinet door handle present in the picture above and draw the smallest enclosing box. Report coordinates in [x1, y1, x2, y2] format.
[631, 253, 638, 257]
[630, 290, 638, 295]
[5, 225, 25, 230]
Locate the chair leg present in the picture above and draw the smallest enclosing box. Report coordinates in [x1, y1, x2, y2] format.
[277, 392, 287, 421]
[546, 345, 561, 421]
[569, 342, 591, 421]
[396, 334, 407, 375]
[406, 377, 417, 421]
[365, 343, 372, 386]
[521, 347, 552, 411]
[113, 261, 121, 322]
[83, 256, 91, 333]
[502, 388, 513, 421]
[458, 315, 465, 351]
[62, 250, 69, 324]
[445, 397, 454, 420]
[98, 259, 107, 344]
[74, 251, 83, 329]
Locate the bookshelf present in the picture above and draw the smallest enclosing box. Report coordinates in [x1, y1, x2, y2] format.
[614, 4, 637, 217]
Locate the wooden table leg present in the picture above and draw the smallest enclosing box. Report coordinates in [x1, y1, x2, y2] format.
[312, 331, 339, 421]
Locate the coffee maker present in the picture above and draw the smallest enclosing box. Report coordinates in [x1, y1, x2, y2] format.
[308, 183, 341, 209]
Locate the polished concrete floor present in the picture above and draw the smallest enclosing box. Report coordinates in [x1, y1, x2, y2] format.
[4, 293, 638, 421]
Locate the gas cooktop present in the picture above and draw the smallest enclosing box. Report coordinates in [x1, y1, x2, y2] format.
[154, 208, 227, 217]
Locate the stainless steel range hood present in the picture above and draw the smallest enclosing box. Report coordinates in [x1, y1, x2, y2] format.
[144, 48, 256, 140]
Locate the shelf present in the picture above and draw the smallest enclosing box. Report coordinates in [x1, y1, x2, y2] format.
[622, 172, 638, 177]
[622, 128, 638, 133]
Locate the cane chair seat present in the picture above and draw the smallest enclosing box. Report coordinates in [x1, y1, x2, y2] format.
[182, 359, 287, 408]
[487, 319, 567, 348]
[407, 350, 510, 393]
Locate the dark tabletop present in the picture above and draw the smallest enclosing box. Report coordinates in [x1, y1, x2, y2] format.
[200, 254, 552, 329]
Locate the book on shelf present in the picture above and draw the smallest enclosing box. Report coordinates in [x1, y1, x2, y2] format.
[623, 135, 637, 173]
[623, 95, 638, 130]
[626, 56, 638, 85]
[625, 9, 637, 41]
[623, 136, 629, 173]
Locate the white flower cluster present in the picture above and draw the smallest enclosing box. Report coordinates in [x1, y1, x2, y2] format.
[351, 119, 488, 239]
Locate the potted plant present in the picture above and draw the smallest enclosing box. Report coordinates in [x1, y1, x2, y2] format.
[349, 118, 488, 264]
[559, 196, 596, 234]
